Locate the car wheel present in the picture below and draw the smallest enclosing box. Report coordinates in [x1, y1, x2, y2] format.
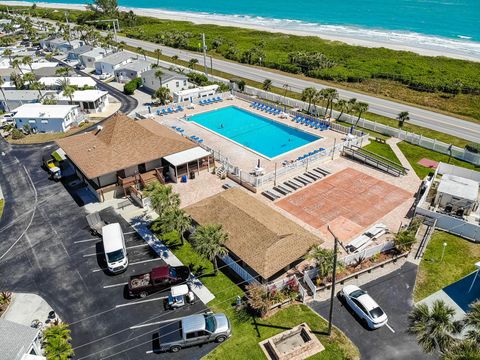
[215, 335, 227, 343]
[170, 345, 181, 353]
[139, 291, 148, 298]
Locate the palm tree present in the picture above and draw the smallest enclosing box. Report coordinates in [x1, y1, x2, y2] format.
[301, 87, 317, 113]
[56, 67, 71, 80]
[262, 79, 272, 92]
[30, 81, 45, 97]
[0, 77, 9, 112]
[442, 340, 480, 360]
[397, 111, 410, 128]
[154, 49, 162, 66]
[188, 58, 199, 69]
[464, 300, 480, 343]
[62, 86, 76, 105]
[325, 88, 339, 117]
[161, 208, 192, 245]
[336, 99, 348, 120]
[45, 53, 54, 62]
[11, 59, 24, 75]
[43, 336, 74, 360]
[154, 69, 164, 88]
[152, 87, 170, 105]
[408, 300, 463, 355]
[305, 245, 335, 282]
[354, 101, 369, 126]
[22, 55, 34, 72]
[347, 98, 357, 114]
[192, 224, 229, 275]
[43, 323, 72, 341]
[144, 182, 180, 215]
[3, 48, 13, 65]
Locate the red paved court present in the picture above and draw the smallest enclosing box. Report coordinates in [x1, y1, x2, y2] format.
[417, 158, 439, 169]
[277, 168, 412, 241]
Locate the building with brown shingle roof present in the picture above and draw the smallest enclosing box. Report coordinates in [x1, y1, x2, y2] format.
[185, 188, 324, 282]
[56, 113, 211, 200]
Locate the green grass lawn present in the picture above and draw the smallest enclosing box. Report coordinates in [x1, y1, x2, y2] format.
[397, 141, 480, 179]
[160, 232, 359, 360]
[363, 141, 401, 165]
[414, 231, 480, 302]
[0, 199, 4, 219]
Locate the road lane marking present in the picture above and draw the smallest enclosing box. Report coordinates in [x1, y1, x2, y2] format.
[74, 238, 100, 244]
[103, 282, 128, 289]
[115, 296, 167, 308]
[386, 323, 396, 333]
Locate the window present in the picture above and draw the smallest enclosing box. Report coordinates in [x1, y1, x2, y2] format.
[41, 120, 49, 124]
[28, 120, 36, 124]
[183, 80, 187, 86]
[186, 332, 197, 339]
[176, 81, 179, 87]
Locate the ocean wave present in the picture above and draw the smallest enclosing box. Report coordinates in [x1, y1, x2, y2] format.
[9, 1, 480, 60]
[117, 6, 480, 59]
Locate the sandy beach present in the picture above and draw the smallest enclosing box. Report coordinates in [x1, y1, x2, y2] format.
[3, 1, 480, 62]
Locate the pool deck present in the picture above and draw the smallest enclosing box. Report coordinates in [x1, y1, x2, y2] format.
[151, 98, 346, 174]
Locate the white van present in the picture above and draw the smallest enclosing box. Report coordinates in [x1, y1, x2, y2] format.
[102, 223, 128, 273]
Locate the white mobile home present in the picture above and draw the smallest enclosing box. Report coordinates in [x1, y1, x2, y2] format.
[13, 104, 82, 133]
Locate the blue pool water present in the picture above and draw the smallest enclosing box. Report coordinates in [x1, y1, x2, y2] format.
[188, 106, 320, 158]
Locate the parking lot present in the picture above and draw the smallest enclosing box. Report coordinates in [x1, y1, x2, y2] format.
[0, 140, 219, 359]
[309, 262, 431, 360]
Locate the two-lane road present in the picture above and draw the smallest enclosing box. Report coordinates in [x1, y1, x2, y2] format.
[118, 35, 480, 143]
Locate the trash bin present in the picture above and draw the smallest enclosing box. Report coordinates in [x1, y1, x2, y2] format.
[190, 171, 195, 180]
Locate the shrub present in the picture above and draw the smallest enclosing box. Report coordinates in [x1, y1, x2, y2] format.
[123, 77, 142, 95]
[245, 283, 272, 317]
[395, 229, 416, 252]
[11, 128, 25, 139]
[465, 143, 480, 154]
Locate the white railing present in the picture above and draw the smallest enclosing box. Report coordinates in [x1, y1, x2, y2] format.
[234, 88, 480, 166]
[303, 268, 319, 301]
[341, 241, 395, 265]
[267, 275, 307, 303]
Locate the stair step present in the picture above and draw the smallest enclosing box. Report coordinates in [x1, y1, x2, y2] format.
[284, 181, 299, 190]
[294, 177, 309, 186]
[273, 186, 289, 196]
[297, 176, 311, 183]
[276, 185, 291, 193]
[261, 191, 278, 201]
[304, 172, 319, 181]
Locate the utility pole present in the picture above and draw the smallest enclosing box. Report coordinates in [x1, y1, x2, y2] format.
[326, 225, 339, 336]
[202, 33, 208, 77]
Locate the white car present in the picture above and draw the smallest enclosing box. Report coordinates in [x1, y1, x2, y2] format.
[339, 285, 388, 329]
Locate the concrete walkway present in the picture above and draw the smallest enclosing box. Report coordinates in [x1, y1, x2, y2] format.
[387, 137, 421, 183]
[3, 293, 56, 327]
[110, 202, 216, 304]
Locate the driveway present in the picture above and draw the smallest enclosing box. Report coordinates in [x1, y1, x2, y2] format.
[0, 139, 217, 359]
[309, 262, 432, 360]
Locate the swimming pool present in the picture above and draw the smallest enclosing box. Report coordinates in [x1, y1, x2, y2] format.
[188, 106, 320, 158]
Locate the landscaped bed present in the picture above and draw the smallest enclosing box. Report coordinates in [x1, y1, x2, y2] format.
[5, 121, 92, 144]
[414, 230, 480, 302]
[159, 232, 359, 360]
[0, 199, 4, 219]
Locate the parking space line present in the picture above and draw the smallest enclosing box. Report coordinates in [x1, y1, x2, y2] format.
[83, 244, 150, 258]
[74, 238, 100, 244]
[386, 323, 396, 333]
[131, 317, 184, 330]
[103, 282, 128, 289]
[146, 350, 153, 354]
[91, 258, 163, 272]
[115, 296, 167, 308]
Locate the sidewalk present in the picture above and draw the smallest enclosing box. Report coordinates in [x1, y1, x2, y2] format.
[3, 293, 56, 327]
[118, 203, 216, 305]
[387, 137, 421, 184]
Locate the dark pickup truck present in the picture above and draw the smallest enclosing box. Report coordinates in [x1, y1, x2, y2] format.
[128, 265, 190, 298]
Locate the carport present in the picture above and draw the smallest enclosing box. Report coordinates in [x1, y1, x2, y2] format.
[163, 147, 212, 182]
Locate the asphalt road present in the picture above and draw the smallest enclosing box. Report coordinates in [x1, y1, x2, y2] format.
[309, 262, 433, 360]
[0, 139, 217, 360]
[32, 16, 480, 142]
[117, 35, 480, 143]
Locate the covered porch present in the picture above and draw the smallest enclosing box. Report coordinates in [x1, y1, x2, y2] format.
[163, 147, 212, 183]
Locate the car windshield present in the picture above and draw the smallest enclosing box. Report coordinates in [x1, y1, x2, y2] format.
[204, 315, 216, 333]
[370, 307, 384, 319]
[107, 249, 124, 263]
[350, 289, 366, 298]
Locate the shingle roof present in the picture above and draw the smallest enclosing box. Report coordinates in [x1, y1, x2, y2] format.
[185, 188, 323, 279]
[0, 319, 40, 360]
[56, 113, 195, 179]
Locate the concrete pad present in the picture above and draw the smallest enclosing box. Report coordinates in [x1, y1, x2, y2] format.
[417, 290, 466, 323]
[3, 293, 55, 326]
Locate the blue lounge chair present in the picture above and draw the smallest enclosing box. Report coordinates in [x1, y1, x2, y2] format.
[198, 139, 204, 143]
[216, 97, 222, 101]
[250, 102, 256, 107]
[199, 100, 205, 105]
[177, 106, 184, 111]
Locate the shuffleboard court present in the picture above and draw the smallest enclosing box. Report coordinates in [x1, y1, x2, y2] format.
[276, 168, 412, 241]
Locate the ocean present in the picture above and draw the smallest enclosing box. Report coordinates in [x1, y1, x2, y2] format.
[6, 0, 480, 58]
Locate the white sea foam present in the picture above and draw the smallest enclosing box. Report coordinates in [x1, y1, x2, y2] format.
[5, 1, 480, 61]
